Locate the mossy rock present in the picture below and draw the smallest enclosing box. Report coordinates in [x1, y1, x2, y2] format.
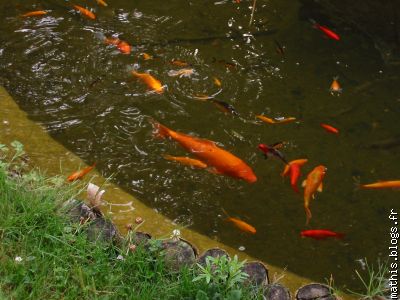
[264, 283, 291, 300]
[161, 238, 198, 271]
[132, 231, 152, 246]
[63, 199, 100, 222]
[86, 217, 121, 244]
[197, 248, 230, 266]
[241, 261, 269, 286]
[296, 283, 336, 300]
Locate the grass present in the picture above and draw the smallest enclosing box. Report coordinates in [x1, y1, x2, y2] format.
[0, 142, 265, 299]
[347, 259, 390, 300]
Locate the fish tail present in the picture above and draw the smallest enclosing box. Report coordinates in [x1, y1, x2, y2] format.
[162, 154, 173, 161]
[335, 232, 345, 239]
[152, 121, 170, 139]
[221, 207, 230, 219]
[291, 184, 299, 193]
[309, 18, 318, 28]
[305, 206, 312, 225]
[94, 32, 106, 41]
[333, 75, 339, 80]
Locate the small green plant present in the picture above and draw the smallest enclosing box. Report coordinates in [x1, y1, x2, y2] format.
[193, 255, 249, 294]
[348, 258, 389, 299]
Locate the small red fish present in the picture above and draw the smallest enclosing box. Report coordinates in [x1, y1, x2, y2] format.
[288, 163, 301, 193]
[301, 230, 344, 240]
[311, 20, 340, 41]
[321, 123, 339, 134]
[67, 163, 96, 182]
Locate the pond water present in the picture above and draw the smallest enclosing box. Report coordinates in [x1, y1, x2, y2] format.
[1, 0, 399, 291]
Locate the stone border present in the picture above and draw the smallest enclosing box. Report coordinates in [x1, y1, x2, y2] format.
[64, 198, 338, 300]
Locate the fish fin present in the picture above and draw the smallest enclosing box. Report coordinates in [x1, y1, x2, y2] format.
[317, 182, 323, 192]
[152, 121, 170, 139]
[207, 167, 223, 175]
[162, 154, 173, 160]
[301, 180, 307, 187]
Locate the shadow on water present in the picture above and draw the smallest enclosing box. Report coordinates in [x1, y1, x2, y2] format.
[1, 0, 399, 292]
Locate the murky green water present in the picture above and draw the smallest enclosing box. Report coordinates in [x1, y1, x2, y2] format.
[1, 0, 399, 291]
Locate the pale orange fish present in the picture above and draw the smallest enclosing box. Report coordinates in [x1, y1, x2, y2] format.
[131, 71, 164, 94]
[213, 77, 222, 87]
[67, 163, 96, 182]
[141, 53, 153, 60]
[21, 10, 48, 17]
[302, 165, 327, 225]
[256, 115, 296, 124]
[193, 94, 213, 100]
[167, 68, 195, 78]
[73, 5, 96, 20]
[361, 180, 400, 189]
[281, 159, 308, 177]
[153, 122, 257, 183]
[163, 155, 208, 169]
[170, 59, 189, 67]
[96, 0, 108, 7]
[222, 209, 256, 234]
[330, 76, 342, 94]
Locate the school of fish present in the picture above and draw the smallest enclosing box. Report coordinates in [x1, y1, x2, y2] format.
[20, 2, 397, 241]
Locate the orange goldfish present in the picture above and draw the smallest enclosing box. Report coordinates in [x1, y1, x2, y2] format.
[153, 122, 257, 183]
[321, 123, 339, 134]
[213, 77, 222, 87]
[67, 163, 96, 182]
[141, 53, 153, 60]
[361, 180, 400, 189]
[21, 10, 48, 17]
[170, 59, 189, 67]
[256, 115, 296, 124]
[131, 71, 164, 94]
[99, 34, 132, 54]
[330, 76, 342, 94]
[73, 5, 96, 20]
[163, 155, 208, 169]
[96, 0, 108, 7]
[302, 165, 327, 224]
[222, 209, 256, 234]
[281, 159, 308, 177]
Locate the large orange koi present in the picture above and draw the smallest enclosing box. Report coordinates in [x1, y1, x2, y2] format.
[302, 165, 327, 224]
[153, 122, 257, 183]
